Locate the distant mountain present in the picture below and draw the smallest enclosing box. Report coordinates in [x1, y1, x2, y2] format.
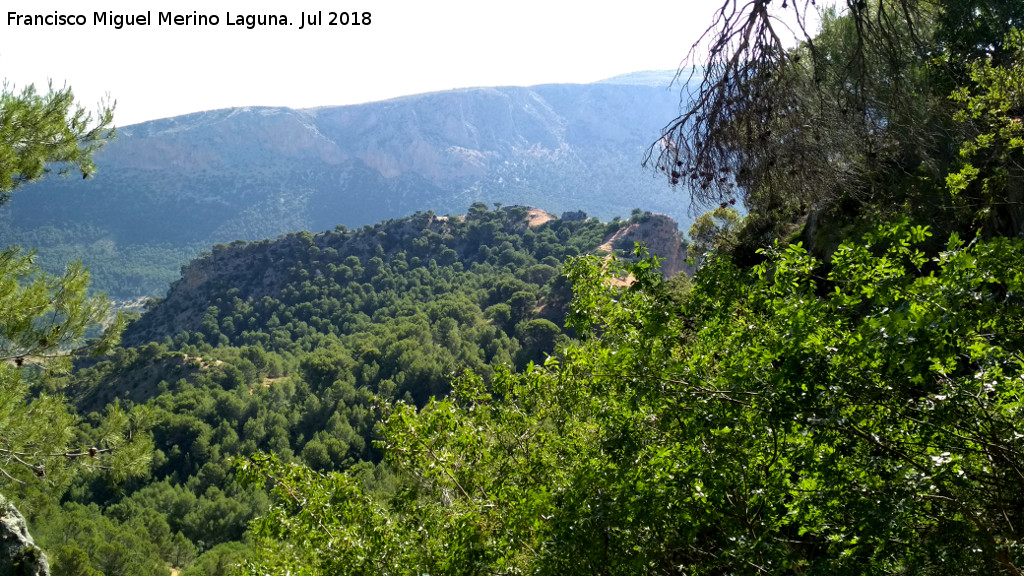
[595, 70, 690, 87]
[1, 73, 696, 298]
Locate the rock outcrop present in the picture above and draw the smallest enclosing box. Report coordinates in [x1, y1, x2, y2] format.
[0, 496, 49, 576]
[613, 213, 692, 278]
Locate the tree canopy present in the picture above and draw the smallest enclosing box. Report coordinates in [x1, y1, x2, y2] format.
[237, 221, 1024, 574]
[4, 2, 1024, 574]
[651, 0, 1024, 242]
[0, 83, 147, 495]
[225, 3, 1024, 575]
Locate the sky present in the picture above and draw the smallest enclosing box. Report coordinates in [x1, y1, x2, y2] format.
[0, 0, 733, 126]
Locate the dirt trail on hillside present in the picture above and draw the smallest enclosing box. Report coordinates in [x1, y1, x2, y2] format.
[598, 224, 637, 287]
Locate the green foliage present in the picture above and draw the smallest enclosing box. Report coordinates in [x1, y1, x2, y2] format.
[19, 207, 654, 575]
[0, 247, 148, 492]
[0, 221, 207, 299]
[935, 0, 1024, 68]
[656, 0, 1024, 253]
[121, 207, 623, 402]
[947, 29, 1024, 233]
[0, 77, 161, 576]
[0, 82, 113, 202]
[0, 247, 122, 368]
[238, 452, 406, 574]
[35, 503, 170, 576]
[1, 83, 696, 300]
[235, 221, 1024, 574]
[181, 542, 251, 576]
[686, 205, 742, 266]
[16, 7, 1024, 576]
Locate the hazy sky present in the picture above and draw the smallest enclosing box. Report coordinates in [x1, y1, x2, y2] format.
[0, 0, 735, 126]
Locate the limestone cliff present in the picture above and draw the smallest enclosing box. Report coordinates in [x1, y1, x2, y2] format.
[611, 213, 692, 278]
[0, 496, 49, 576]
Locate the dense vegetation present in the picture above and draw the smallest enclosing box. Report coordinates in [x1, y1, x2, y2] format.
[233, 2, 1024, 575]
[653, 0, 1024, 256]
[0, 221, 205, 298]
[5, 205, 678, 575]
[2, 0, 1022, 574]
[240, 221, 1024, 574]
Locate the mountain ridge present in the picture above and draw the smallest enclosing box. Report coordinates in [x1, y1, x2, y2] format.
[2, 75, 694, 298]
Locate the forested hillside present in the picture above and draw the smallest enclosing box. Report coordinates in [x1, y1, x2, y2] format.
[2, 0, 1023, 574]
[226, 1, 1024, 575]
[3, 205, 688, 575]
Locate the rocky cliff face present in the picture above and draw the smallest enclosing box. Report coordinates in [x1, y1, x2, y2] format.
[0, 496, 49, 576]
[614, 213, 692, 277]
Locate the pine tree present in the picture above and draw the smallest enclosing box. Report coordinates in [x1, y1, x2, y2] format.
[0, 82, 149, 492]
[0, 81, 114, 204]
